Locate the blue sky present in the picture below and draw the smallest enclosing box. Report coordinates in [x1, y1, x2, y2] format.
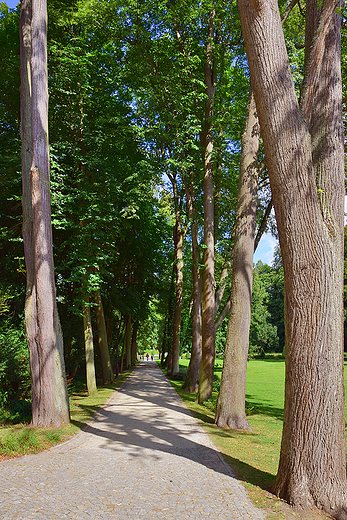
[4, 1, 18, 7]
[253, 233, 277, 266]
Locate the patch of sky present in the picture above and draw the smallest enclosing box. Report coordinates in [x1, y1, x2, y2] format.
[3, 0, 19, 8]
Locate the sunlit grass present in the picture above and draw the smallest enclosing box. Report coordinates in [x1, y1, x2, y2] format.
[167, 356, 343, 519]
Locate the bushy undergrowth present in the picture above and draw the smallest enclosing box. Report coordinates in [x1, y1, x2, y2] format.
[0, 321, 31, 425]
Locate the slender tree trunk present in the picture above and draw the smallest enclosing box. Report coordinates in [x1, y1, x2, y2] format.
[197, 9, 216, 404]
[82, 292, 97, 396]
[20, 0, 69, 427]
[131, 323, 138, 365]
[215, 93, 259, 430]
[106, 318, 113, 353]
[214, 259, 232, 317]
[124, 315, 132, 370]
[182, 181, 202, 393]
[238, 0, 347, 514]
[163, 258, 175, 364]
[169, 173, 186, 377]
[171, 217, 184, 376]
[119, 316, 127, 372]
[214, 200, 271, 331]
[94, 289, 113, 384]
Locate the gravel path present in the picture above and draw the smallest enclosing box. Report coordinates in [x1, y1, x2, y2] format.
[1, 361, 263, 519]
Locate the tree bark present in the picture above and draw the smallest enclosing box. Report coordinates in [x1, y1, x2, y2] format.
[238, 0, 347, 514]
[197, 8, 216, 404]
[131, 322, 138, 365]
[20, 0, 69, 427]
[182, 181, 202, 393]
[94, 289, 113, 384]
[215, 92, 259, 430]
[170, 174, 186, 377]
[124, 314, 132, 370]
[214, 199, 271, 331]
[82, 291, 97, 396]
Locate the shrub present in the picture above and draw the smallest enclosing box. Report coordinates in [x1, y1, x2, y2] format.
[0, 321, 31, 424]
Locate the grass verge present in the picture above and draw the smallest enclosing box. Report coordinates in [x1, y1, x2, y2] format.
[0, 368, 133, 460]
[164, 358, 335, 520]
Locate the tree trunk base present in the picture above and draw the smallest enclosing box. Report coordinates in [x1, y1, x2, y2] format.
[182, 382, 199, 393]
[273, 477, 347, 520]
[215, 409, 252, 431]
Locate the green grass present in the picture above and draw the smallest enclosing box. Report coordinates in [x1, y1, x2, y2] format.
[167, 356, 342, 520]
[0, 368, 133, 460]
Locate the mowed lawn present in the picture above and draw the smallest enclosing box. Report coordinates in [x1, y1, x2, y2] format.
[172, 357, 347, 518]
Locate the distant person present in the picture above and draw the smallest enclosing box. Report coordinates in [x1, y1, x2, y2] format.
[151, 354, 154, 361]
[146, 353, 149, 361]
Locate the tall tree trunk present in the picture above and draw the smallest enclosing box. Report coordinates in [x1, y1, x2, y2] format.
[163, 256, 175, 364]
[20, 0, 69, 427]
[124, 314, 132, 370]
[106, 318, 113, 353]
[182, 181, 202, 393]
[215, 92, 259, 430]
[119, 317, 126, 372]
[94, 290, 113, 384]
[214, 199, 271, 331]
[82, 291, 97, 396]
[197, 8, 216, 404]
[171, 216, 184, 376]
[238, 0, 347, 514]
[131, 323, 138, 366]
[168, 173, 186, 377]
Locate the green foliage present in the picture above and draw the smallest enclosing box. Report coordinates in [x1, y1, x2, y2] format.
[0, 320, 31, 424]
[249, 261, 280, 356]
[137, 299, 166, 353]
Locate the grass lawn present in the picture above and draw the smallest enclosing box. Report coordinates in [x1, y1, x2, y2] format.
[165, 356, 345, 520]
[0, 368, 133, 460]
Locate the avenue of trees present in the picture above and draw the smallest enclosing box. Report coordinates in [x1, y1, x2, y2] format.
[1, 0, 347, 516]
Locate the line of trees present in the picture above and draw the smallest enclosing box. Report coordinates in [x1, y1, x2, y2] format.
[0, 0, 347, 516]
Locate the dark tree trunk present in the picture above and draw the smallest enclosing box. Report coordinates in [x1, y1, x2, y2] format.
[124, 314, 132, 370]
[94, 289, 113, 384]
[131, 323, 138, 366]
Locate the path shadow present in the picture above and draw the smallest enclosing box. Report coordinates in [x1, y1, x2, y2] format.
[222, 452, 275, 490]
[70, 362, 235, 479]
[245, 395, 284, 420]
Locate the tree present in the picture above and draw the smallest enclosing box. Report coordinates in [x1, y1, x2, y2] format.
[20, 0, 69, 427]
[197, 6, 217, 404]
[182, 179, 202, 393]
[82, 280, 97, 396]
[94, 289, 113, 384]
[215, 92, 259, 429]
[238, 0, 346, 515]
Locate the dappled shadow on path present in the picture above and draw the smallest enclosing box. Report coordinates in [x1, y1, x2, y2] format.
[72, 362, 233, 478]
